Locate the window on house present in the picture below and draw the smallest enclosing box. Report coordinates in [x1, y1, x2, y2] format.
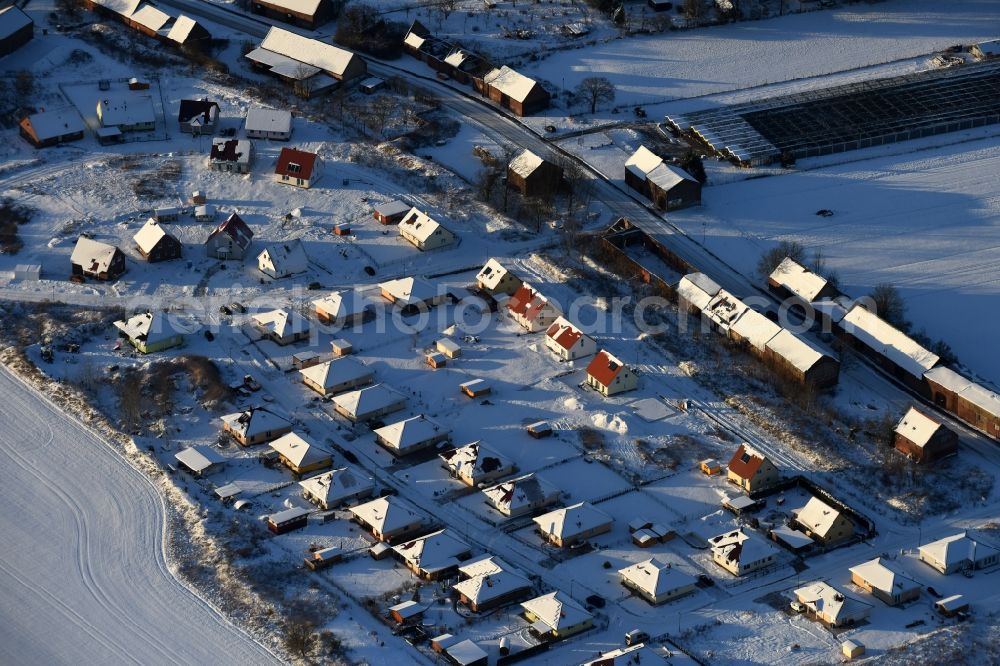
[287, 162, 301, 174]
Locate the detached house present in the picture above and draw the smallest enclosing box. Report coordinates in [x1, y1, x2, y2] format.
[480, 66, 550, 116]
[209, 138, 253, 174]
[439, 441, 515, 487]
[19, 108, 85, 148]
[453, 562, 532, 612]
[134, 218, 182, 262]
[792, 497, 854, 547]
[274, 147, 319, 189]
[482, 473, 560, 519]
[253, 308, 310, 345]
[918, 533, 1000, 575]
[379, 276, 449, 312]
[849, 558, 922, 606]
[398, 208, 456, 251]
[393, 529, 471, 580]
[71, 237, 127, 281]
[624, 145, 701, 210]
[545, 317, 596, 361]
[794, 581, 871, 627]
[313, 290, 374, 327]
[375, 415, 450, 457]
[586, 350, 637, 396]
[507, 149, 562, 197]
[300, 357, 373, 397]
[177, 99, 219, 134]
[205, 213, 253, 260]
[334, 384, 407, 422]
[894, 406, 958, 463]
[221, 406, 293, 446]
[96, 94, 156, 132]
[709, 527, 780, 576]
[244, 105, 292, 141]
[113, 311, 184, 353]
[520, 591, 593, 639]
[299, 467, 374, 510]
[507, 283, 562, 332]
[258, 239, 308, 278]
[618, 557, 697, 605]
[726, 443, 779, 493]
[268, 431, 332, 475]
[533, 502, 612, 547]
[348, 495, 429, 543]
[373, 199, 411, 225]
[476, 258, 522, 296]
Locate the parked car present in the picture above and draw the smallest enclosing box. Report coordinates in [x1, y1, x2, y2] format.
[789, 601, 806, 613]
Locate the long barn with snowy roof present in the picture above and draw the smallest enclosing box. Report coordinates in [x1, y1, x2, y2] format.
[479, 66, 550, 116]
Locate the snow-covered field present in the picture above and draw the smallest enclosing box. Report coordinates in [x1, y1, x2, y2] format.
[0, 366, 279, 665]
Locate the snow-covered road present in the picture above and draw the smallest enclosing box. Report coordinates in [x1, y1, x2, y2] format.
[0, 367, 279, 665]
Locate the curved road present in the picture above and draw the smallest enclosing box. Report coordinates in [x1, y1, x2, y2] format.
[0, 366, 280, 665]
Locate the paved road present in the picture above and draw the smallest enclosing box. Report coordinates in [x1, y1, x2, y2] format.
[0, 366, 280, 666]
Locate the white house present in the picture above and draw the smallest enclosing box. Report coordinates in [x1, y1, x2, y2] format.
[252, 309, 310, 345]
[507, 283, 562, 332]
[209, 138, 253, 174]
[476, 258, 522, 295]
[312, 290, 373, 327]
[299, 467, 374, 509]
[268, 431, 332, 475]
[113, 311, 184, 354]
[257, 239, 308, 278]
[398, 208, 456, 251]
[333, 384, 407, 422]
[392, 529, 471, 580]
[244, 105, 292, 140]
[482, 473, 560, 518]
[918, 533, 1000, 575]
[374, 415, 450, 456]
[96, 95, 156, 132]
[533, 502, 612, 547]
[439, 441, 515, 487]
[618, 557, 697, 605]
[520, 591, 593, 638]
[544, 317, 596, 361]
[709, 527, 780, 576]
[299, 357, 374, 397]
[348, 495, 428, 543]
[379, 276, 449, 311]
[794, 581, 872, 627]
[586, 350, 637, 396]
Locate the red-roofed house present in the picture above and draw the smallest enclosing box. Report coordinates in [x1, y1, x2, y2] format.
[544, 317, 596, 361]
[726, 444, 779, 492]
[205, 213, 254, 260]
[507, 283, 561, 332]
[274, 147, 319, 189]
[586, 350, 637, 396]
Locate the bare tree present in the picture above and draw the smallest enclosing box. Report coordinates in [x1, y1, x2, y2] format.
[366, 95, 400, 139]
[575, 77, 616, 114]
[682, 0, 705, 20]
[869, 283, 907, 328]
[117, 369, 143, 432]
[14, 70, 34, 99]
[283, 618, 317, 660]
[756, 240, 805, 280]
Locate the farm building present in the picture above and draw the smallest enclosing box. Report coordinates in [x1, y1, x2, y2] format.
[221, 406, 293, 446]
[533, 502, 612, 547]
[840, 304, 939, 391]
[0, 5, 33, 57]
[894, 406, 959, 463]
[375, 415, 450, 457]
[624, 146, 701, 210]
[507, 283, 562, 332]
[507, 149, 562, 197]
[476, 258, 522, 295]
[300, 358, 373, 397]
[174, 446, 225, 476]
[71, 237, 126, 281]
[313, 290, 373, 327]
[379, 276, 449, 312]
[918, 533, 1000, 574]
[586, 350, 637, 396]
[274, 147, 319, 189]
[794, 581, 871, 627]
[372, 199, 411, 225]
[728, 306, 782, 356]
[726, 443, 779, 492]
[393, 529, 471, 580]
[764, 329, 840, 388]
[677, 272, 722, 315]
[113, 311, 184, 353]
[619, 557, 697, 605]
[258, 239, 308, 278]
[244, 106, 292, 140]
[205, 213, 253, 260]
[545, 317, 596, 361]
[268, 431, 332, 475]
[252, 309, 310, 345]
[520, 591, 593, 639]
[581, 645, 663, 666]
[924, 366, 1000, 440]
[482, 473, 560, 518]
[398, 208, 456, 251]
[710, 527, 780, 576]
[792, 497, 854, 546]
[439, 441, 515, 487]
[767, 257, 839, 310]
[453, 564, 532, 612]
[251, 0, 334, 29]
[267, 506, 310, 534]
[177, 99, 219, 134]
[334, 384, 407, 422]
[849, 558, 922, 606]
[299, 467, 374, 509]
[245, 27, 366, 90]
[19, 108, 85, 148]
[436, 338, 461, 359]
[209, 138, 253, 173]
[134, 219, 182, 262]
[96, 95, 156, 132]
[479, 66, 550, 116]
[348, 495, 428, 543]
[126, 4, 170, 37]
[83, 0, 140, 21]
[165, 15, 211, 49]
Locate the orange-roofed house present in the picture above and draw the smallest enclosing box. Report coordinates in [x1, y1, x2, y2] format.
[544, 317, 596, 361]
[507, 283, 562, 332]
[726, 443, 779, 492]
[586, 350, 637, 397]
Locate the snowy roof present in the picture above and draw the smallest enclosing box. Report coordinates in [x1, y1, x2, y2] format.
[508, 282, 561, 321]
[71, 237, 120, 274]
[975, 39, 1000, 56]
[581, 644, 663, 666]
[923, 366, 971, 393]
[647, 162, 695, 191]
[97, 95, 155, 127]
[476, 258, 515, 290]
[0, 5, 31, 37]
[252, 309, 310, 339]
[268, 432, 330, 468]
[618, 557, 696, 598]
[509, 149, 545, 179]
[374, 199, 411, 218]
[727, 443, 770, 480]
[443, 49, 470, 67]
[533, 502, 612, 541]
[625, 145, 663, 179]
[374, 415, 447, 453]
[22, 108, 85, 142]
[794, 581, 870, 624]
[453, 567, 531, 605]
[586, 350, 629, 387]
[334, 384, 406, 419]
[392, 529, 469, 575]
[794, 497, 845, 539]
[129, 4, 171, 31]
[956, 381, 1000, 420]
[440, 441, 513, 482]
[849, 558, 921, 596]
[174, 446, 224, 473]
[482, 473, 559, 514]
[703, 290, 748, 331]
[895, 406, 945, 447]
[842, 305, 939, 378]
[403, 31, 426, 49]
[113, 311, 181, 346]
[446, 640, 489, 666]
[254, 0, 323, 16]
[312, 290, 369, 321]
[399, 208, 451, 243]
[545, 317, 591, 352]
[348, 495, 426, 533]
[299, 358, 373, 392]
[483, 66, 540, 103]
[458, 555, 511, 579]
[765, 328, 833, 373]
[520, 591, 592, 633]
[210, 138, 251, 164]
[221, 407, 291, 439]
[709, 528, 779, 565]
[769, 256, 830, 303]
[134, 218, 176, 254]
[677, 272, 722, 311]
[207, 213, 253, 250]
[258, 240, 309, 275]
[299, 467, 374, 507]
[919, 533, 999, 569]
[244, 105, 292, 134]
[730, 307, 782, 353]
[89, 0, 140, 16]
[379, 276, 440, 307]
[269, 506, 311, 524]
[166, 15, 200, 44]
[770, 524, 814, 549]
[259, 27, 359, 77]
[388, 599, 422, 619]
